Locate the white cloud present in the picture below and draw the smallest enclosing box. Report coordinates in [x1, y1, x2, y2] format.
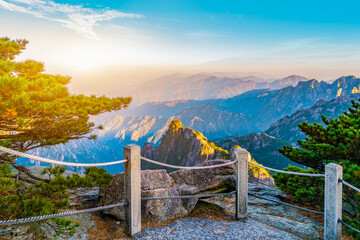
[0, 0, 144, 39]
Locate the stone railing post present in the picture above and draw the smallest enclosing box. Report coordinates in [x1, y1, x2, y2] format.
[124, 144, 141, 237]
[232, 147, 250, 220]
[324, 163, 343, 240]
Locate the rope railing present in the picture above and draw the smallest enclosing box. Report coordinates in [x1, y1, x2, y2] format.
[0, 202, 127, 226]
[140, 156, 237, 170]
[338, 218, 360, 234]
[248, 160, 325, 177]
[0, 144, 356, 239]
[339, 179, 360, 193]
[142, 191, 236, 200]
[248, 192, 324, 215]
[0, 146, 127, 167]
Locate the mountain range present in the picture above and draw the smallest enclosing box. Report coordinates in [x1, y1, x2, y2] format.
[118, 74, 308, 105]
[118, 75, 360, 131]
[265, 93, 360, 145]
[19, 75, 360, 174]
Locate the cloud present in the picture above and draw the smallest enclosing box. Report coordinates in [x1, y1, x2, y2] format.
[0, 0, 144, 39]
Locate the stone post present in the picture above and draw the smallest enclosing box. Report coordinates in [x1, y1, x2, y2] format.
[124, 144, 141, 237]
[232, 147, 250, 220]
[325, 163, 343, 240]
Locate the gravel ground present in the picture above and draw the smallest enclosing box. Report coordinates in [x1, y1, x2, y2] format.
[122, 217, 301, 240]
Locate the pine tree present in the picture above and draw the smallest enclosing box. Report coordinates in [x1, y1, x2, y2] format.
[0, 37, 131, 180]
[276, 98, 360, 238]
[279, 98, 360, 170]
[0, 37, 129, 237]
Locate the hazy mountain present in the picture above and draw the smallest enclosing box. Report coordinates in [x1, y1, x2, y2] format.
[119, 75, 360, 131]
[265, 93, 360, 145]
[20, 105, 255, 173]
[253, 76, 360, 129]
[119, 74, 308, 105]
[20, 75, 360, 174]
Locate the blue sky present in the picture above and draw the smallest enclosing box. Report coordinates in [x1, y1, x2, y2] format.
[1, 0, 360, 94]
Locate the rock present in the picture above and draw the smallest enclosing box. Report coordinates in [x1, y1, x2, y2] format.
[0, 225, 31, 240]
[203, 183, 323, 240]
[250, 214, 321, 240]
[142, 188, 197, 221]
[120, 217, 302, 240]
[69, 187, 99, 207]
[169, 160, 236, 193]
[99, 169, 195, 221]
[141, 170, 174, 190]
[99, 161, 235, 222]
[141, 120, 228, 170]
[99, 173, 126, 220]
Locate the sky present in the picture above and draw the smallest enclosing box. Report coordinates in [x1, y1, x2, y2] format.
[1, 0, 360, 95]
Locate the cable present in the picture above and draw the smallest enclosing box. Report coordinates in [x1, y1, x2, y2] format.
[248, 192, 324, 215]
[339, 179, 360, 193]
[0, 202, 127, 226]
[0, 146, 127, 167]
[248, 161, 325, 177]
[338, 218, 360, 234]
[141, 191, 236, 200]
[141, 156, 237, 170]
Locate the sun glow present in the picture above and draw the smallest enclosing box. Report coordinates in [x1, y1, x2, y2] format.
[72, 61, 94, 71]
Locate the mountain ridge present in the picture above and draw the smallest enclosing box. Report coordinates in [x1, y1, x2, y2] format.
[118, 74, 308, 105]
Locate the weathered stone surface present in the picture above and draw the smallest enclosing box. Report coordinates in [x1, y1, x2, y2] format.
[120, 217, 302, 240]
[141, 170, 173, 190]
[250, 214, 321, 240]
[99, 173, 126, 219]
[169, 159, 236, 193]
[142, 188, 197, 221]
[100, 160, 235, 222]
[141, 120, 227, 170]
[204, 184, 323, 240]
[69, 187, 99, 207]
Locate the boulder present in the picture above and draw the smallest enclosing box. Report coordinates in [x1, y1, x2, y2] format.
[169, 159, 236, 193]
[141, 188, 197, 221]
[99, 160, 235, 222]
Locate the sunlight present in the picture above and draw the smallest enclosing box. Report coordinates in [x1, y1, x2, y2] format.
[72, 61, 94, 71]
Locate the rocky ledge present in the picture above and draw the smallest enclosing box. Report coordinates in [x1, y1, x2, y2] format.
[99, 159, 236, 222]
[124, 184, 323, 240]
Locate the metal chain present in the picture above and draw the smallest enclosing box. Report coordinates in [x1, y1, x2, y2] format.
[248, 192, 324, 215]
[248, 161, 325, 177]
[0, 202, 127, 226]
[141, 191, 236, 200]
[0, 146, 127, 167]
[339, 218, 360, 234]
[339, 179, 360, 193]
[140, 157, 237, 170]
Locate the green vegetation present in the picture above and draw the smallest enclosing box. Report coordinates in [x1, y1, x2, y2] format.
[0, 164, 113, 237]
[217, 133, 302, 170]
[0, 37, 129, 237]
[275, 98, 360, 238]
